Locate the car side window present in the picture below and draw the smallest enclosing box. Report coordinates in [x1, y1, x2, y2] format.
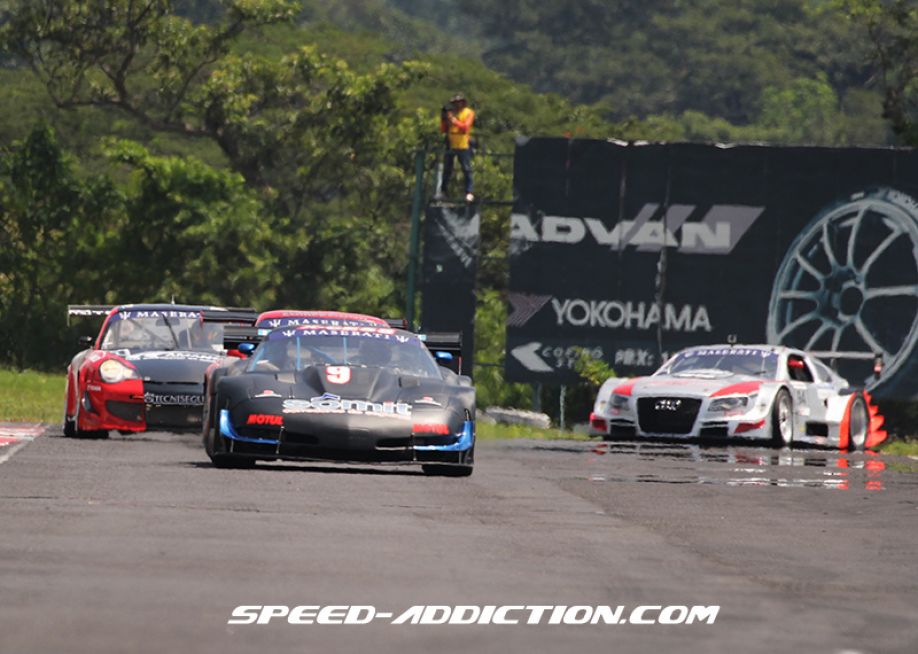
[787, 355, 814, 383]
[811, 360, 833, 383]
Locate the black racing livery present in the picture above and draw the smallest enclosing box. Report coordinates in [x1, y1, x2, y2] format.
[203, 320, 475, 476]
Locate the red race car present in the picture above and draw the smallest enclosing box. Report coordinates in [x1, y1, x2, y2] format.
[64, 304, 255, 437]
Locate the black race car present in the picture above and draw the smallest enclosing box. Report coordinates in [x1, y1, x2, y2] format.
[202, 319, 475, 476]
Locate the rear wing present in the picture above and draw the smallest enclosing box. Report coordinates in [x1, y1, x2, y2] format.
[419, 332, 463, 375]
[810, 350, 884, 380]
[223, 325, 270, 351]
[201, 308, 258, 325]
[67, 305, 116, 325]
[67, 305, 257, 326]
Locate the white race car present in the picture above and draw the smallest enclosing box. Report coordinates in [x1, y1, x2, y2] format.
[589, 345, 886, 449]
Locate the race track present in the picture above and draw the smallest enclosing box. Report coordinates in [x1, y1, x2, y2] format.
[1, 431, 917, 653]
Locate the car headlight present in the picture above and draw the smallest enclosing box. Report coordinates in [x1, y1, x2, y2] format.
[708, 394, 756, 412]
[99, 359, 138, 384]
[609, 394, 631, 413]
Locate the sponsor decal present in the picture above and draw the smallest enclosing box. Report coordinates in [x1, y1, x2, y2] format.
[260, 317, 382, 328]
[144, 393, 205, 406]
[507, 293, 553, 328]
[246, 414, 283, 427]
[510, 203, 763, 254]
[414, 396, 442, 407]
[687, 347, 773, 358]
[282, 393, 411, 419]
[654, 398, 683, 411]
[125, 351, 223, 363]
[254, 390, 282, 399]
[296, 325, 395, 335]
[112, 310, 201, 321]
[551, 298, 712, 333]
[511, 343, 608, 373]
[228, 605, 720, 626]
[326, 366, 351, 385]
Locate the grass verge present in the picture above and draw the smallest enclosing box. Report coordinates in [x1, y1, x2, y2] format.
[0, 368, 66, 423]
[0, 368, 592, 441]
[476, 421, 589, 441]
[878, 439, 918, 457]
[6, 368, 905, 451]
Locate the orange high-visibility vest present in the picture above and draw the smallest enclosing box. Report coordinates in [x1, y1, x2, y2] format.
[440, 107, 475, 150]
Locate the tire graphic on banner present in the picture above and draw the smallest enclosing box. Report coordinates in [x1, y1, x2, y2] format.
[767, 187, 918, 397]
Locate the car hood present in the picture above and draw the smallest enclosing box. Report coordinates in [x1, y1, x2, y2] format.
[220, 365, 469, 430]
[122, 350, 224, 385]
[631, 373, 765, 398]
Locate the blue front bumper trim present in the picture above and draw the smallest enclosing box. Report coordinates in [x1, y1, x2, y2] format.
[414, 420, 475, 452]
[220, 409, 280, 445]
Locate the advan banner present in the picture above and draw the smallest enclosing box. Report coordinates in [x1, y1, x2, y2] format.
[506, 138, 918, 399]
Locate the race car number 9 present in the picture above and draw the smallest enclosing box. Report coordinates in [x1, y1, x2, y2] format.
[326, 366, 351, 384]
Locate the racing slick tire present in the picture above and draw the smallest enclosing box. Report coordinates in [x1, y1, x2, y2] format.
[63, 414, 76, 438]
[770, 388, 794, 448]
[422, 464, 474, 477]
[845, 394, 870, 451]
[210, 453, 257, 469]
[64, 405, 109, 439]
[422, 444, 474, 477]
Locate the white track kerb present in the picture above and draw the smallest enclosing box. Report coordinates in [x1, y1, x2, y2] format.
[0, 424, 44, 465]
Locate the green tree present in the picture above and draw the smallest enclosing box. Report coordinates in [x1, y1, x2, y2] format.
[758, 74, 844, 145]
[2, 0, 436, 317]
[102, 138, 278, 308]
[0, 126, 124, 368]
[824, 0, 918, 145]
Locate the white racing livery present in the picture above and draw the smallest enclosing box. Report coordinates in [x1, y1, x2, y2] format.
[589, 345, 886, 449]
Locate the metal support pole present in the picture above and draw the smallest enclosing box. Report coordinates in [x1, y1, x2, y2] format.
[532, 383, 542, 413]
[406, 149, 426, 330]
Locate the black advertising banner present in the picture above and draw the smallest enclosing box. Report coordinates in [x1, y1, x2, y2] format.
[506, 138, 918, 399]
[421, 204, 480, 377]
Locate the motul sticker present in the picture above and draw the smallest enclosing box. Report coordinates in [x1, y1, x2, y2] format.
[246, 414, 283, 426]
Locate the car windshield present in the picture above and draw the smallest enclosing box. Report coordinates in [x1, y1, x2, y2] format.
[246, 326, 441, 378]
[100, 310, 223, 352]
[660, 347, 779, 379]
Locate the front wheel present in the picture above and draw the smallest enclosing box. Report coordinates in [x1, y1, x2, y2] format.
[770, 389, 794, 448]
[422, 464, 473, 477]
[422, 443, 474, 477]
[846, 395, 870, 451]
[66, 396, 108, 439]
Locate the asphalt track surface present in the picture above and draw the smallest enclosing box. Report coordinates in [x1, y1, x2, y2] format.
[2, 430, 918, 654]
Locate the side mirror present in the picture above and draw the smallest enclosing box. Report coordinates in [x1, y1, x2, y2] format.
[78, 335, 94, 347]
[434, 351, 454, 362]
[237, 342, 256, 355]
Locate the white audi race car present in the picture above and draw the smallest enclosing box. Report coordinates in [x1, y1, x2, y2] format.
[589, 345, 886, 449]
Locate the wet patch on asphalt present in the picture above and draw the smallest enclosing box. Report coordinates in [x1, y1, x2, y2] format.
[517, 439, 918, 491]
